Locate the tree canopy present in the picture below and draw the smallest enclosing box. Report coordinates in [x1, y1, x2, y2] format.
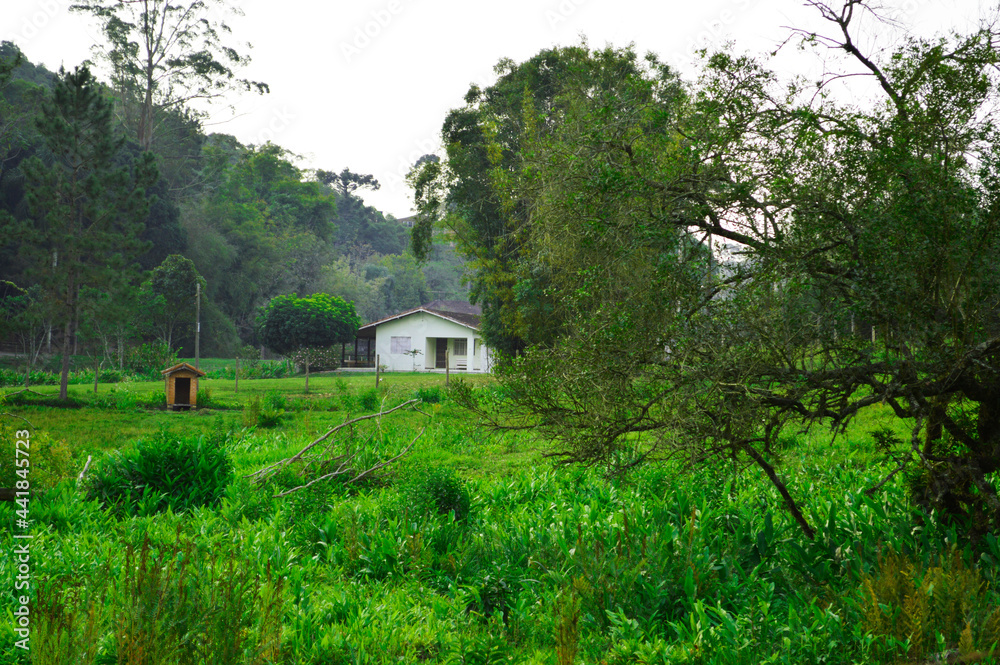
[70, 0, 269, 151]
[2, 65, 156, 398]
[259, 292, 360, 392]
[447, 2, 1000, 540]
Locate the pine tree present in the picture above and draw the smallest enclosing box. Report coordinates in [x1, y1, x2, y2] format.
[12, 65, 156, 399]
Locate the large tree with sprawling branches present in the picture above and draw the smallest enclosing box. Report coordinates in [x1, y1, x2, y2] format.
[448, 1, 1000, 540]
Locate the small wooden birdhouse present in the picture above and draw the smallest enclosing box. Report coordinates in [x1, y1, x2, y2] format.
[161, 362, 206, 411]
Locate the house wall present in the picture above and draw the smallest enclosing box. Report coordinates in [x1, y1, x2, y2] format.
[373, 312, 490, 372]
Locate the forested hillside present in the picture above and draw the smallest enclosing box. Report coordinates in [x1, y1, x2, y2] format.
[0, 42, 468, 364]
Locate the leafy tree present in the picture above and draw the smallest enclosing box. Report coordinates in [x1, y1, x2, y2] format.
[453, 6, 1000, 540]
[150, 254, 205, 350]
[259, 293, 360, 392]
[0, 43, 49, 284]
[2, 65, 156, 399]
[70, 0, 268, 150]
[376, 253, 429, 314]
[183, 142, 337, 339]
[409, 44, 680, 355]
[317, 168, 407, 255]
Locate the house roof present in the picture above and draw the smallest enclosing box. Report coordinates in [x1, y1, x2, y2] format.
[357, 305, 481, 337]
[423, 300, 482, 316]
[160, 362, 206, 377]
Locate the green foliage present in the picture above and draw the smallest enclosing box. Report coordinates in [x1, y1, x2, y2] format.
[242, 393, 284, 428]
[0, 422, 74, 493]
[70, 0, 268, 151]
[445, 16, 1000, 540]
[405, 466, 471, 521]
[7, 380, 1000, 664]
[125, 342, 178, 378]
[4, 64, 156, 400]
[93, 385, 140, 412]
[260, 292, 360, 356]
[33, 534, 284, 665]
[150, 254, 204, 349]
[356, 386, 383, 411]
[414, 385, 444, 404]
[84, 430, 233, 515]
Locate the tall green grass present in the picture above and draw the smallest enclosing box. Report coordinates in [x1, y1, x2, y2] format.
[2, 375, 998, 664]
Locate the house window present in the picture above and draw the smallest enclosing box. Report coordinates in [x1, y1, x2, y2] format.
[453, 339, 467, 356]
[391, 336, 411, 354]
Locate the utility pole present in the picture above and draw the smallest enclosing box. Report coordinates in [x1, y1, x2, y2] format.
[194, 280, 201, 369]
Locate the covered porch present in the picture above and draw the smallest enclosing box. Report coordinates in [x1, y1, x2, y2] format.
[423, 336, 484, 372]
[339, 333, 376, 369]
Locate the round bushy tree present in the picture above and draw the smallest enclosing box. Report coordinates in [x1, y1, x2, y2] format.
[260, 293, 360, 392]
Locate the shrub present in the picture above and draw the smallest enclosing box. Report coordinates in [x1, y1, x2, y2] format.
[406, 466, 471, 521]
[357, 387, 381, 412]
[414, 386, 444, 404]
[85, 431, 234, 515]
[243, 394, 283, 428]
[197, 387, 213, 408]
[264, 390, 287, 412]
[136, 390, 165, 409]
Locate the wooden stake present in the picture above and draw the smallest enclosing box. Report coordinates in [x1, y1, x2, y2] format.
[446, 349, 450, 387]
[375, 354, 380, 387]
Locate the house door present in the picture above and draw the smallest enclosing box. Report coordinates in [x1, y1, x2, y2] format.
[175, 377, 191, 405]
[435, 338, 448, 369]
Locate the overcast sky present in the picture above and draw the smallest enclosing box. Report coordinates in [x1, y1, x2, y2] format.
[2, 0, 991, 217]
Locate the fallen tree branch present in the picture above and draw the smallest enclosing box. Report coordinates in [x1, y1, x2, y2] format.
[245, 398, 421, 486]
[346, 428, 424, 486]
[272, 427, 426, 498]
[1, 388, 52, 399]
[272, 456, 355, 498]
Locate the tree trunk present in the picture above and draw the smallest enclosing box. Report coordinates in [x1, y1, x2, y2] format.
[59, 318, 72, 401]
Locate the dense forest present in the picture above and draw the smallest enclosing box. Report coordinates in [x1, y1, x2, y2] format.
[0, 40, 469, 367]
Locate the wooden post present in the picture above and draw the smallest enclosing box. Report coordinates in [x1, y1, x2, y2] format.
[445, 349, 450, 387]
[375, 354, 380, 387]
[194, 281, 201, 370]
[234, 355, 240, 393]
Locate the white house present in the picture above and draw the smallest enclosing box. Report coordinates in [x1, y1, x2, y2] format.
[356, 301, 491, 373]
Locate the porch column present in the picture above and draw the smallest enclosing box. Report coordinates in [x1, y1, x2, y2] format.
[466, 335, 473, 370]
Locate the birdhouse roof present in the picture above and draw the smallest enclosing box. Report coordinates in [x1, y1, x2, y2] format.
[161, 362, 206, 377]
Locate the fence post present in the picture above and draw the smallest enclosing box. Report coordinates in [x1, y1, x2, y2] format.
[375, 354, 380, 387]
